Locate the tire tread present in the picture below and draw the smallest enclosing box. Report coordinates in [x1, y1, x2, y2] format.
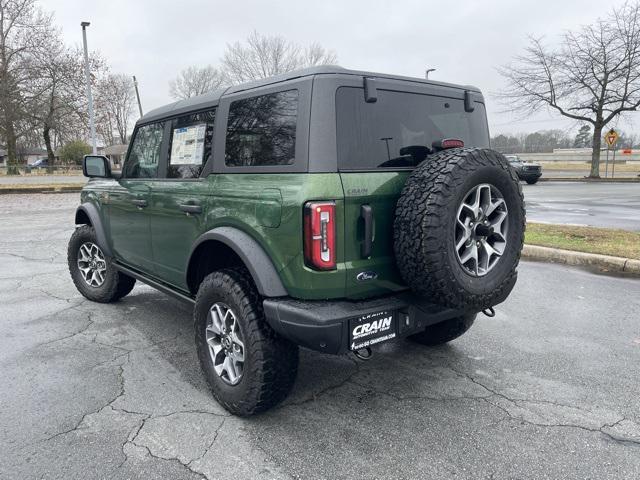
[67, 225, 136, 303]
[194, 268, 298, 416]
[394, 148, 525, 309]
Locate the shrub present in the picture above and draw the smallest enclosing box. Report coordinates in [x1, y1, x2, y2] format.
[59, 140, 91, 165]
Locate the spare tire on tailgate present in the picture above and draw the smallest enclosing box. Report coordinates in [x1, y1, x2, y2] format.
[394, 148, 525, 310]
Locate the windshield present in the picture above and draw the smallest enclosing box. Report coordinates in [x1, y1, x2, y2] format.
[336, 87, 490, 170]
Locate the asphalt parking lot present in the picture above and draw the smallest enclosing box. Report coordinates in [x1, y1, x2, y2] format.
[523, 181, 640, 231]
[1, 193, 639, 480]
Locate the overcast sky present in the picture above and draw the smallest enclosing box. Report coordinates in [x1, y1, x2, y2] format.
[47, 0, 637, 137]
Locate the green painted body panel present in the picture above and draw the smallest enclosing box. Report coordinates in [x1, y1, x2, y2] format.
[107, 180, 154, 274]
[339, 172, 410, 298]
[256, 188, 283, 228]
[82, 173, 358, 300]
[210, 174, 346, 300]
[81, 171, 411, 301]
[148, 179, 212, 288]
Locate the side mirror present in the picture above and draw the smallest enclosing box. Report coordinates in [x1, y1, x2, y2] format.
[83, 155, 111, 178]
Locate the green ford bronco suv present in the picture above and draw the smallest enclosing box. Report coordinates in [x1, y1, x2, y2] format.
[69, 66, 525, 416]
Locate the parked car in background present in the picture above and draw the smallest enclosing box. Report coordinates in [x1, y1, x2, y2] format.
[28, 158, 48, 169]
[505, 155, 542, 184]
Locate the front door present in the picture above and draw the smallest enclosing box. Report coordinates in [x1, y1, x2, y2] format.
[108, 121, 166, 275]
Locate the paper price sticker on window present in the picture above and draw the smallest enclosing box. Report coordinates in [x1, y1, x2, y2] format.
[170, 124, 207, 165]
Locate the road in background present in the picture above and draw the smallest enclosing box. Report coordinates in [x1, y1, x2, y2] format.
[1, 193, 639, 479]
[0, 174, 85, 185]
[523, 182, 640, 231]
[542, 169, 639, 178]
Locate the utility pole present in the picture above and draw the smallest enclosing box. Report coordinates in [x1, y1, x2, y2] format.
[81, 22, 97, 154]
[425, 68, 436, 79]
[132, 75, 143, 117]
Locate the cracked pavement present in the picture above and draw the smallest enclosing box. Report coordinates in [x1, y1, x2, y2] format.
[1, 192, 639, 479]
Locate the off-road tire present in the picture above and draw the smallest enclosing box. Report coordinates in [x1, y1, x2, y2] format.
[409, 314, 476, 346]
[394, 148, 525, 310]
[194, 268, 299, 416]
[68, 225, 136, 303]
[526, 178, 539, 185]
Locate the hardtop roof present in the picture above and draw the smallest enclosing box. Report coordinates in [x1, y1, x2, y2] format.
[138, 65, 482, 125]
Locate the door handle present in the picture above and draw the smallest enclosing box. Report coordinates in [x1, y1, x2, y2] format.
[360, 204, 373, 258]
[131, 198, 148, 208]
[179, 203, 202, 214]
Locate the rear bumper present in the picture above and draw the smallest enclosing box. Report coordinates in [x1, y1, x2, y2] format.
[263, 292, 469, 354]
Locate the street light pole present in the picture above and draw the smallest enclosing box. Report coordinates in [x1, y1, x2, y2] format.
[425, 68, 436, 79]
[132, 75, 143, 118]
[81, 21, 97, 155]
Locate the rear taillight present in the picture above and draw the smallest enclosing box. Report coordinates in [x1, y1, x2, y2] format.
[304, 201, 336, 270]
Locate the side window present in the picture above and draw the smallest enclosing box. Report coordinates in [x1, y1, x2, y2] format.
[123, 122, 165, 178]
[225, 90, 298, 167]
[166, 109, 216, 179]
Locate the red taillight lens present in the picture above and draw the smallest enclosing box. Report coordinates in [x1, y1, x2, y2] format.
[304, 201, 336, 270]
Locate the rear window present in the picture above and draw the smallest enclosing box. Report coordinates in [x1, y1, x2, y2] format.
[225, 90, 298, 167]
[336, 87, 489, 170]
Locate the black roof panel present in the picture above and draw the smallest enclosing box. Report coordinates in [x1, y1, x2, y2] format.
[137, 65, 481, 125]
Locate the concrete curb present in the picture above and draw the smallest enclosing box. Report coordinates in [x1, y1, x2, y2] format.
[0, 185, 83, 194]
[523, 244, 640, 275]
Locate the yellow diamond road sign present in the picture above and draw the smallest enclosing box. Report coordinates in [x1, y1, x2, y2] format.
[605, 129, 619, 148]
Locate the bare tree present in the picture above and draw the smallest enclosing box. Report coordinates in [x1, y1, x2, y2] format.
[169, 65, 225, 100]
[95, 73, 135, 144]
[221, 31, 337, 85]
[24, 38, 89, 166]
[0, 0, 53, 172]
[498, 2, 640, 177]
[302, 42, 337, 67]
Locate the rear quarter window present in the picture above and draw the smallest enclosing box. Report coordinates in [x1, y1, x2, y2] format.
[225, 90, 298, 167]
[336, 87, 489, 171]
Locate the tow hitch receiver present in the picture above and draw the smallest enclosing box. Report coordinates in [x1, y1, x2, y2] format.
[353, 347, 373, 361]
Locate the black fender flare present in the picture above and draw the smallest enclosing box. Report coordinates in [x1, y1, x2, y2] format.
[75, 203, 113, 257]
[189, 227, 288, 297]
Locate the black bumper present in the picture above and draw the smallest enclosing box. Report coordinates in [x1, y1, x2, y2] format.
[517, 171, 542, 181]
[263, 292, 469, 355]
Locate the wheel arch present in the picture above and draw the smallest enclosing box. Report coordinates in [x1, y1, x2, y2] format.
[186, 227, 288, 298]
[75, 203, 113, 257]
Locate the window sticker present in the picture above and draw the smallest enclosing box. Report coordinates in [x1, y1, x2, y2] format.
[170, 123, 207, 165]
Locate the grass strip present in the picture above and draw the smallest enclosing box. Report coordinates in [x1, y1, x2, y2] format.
[525, 222, 640, 260]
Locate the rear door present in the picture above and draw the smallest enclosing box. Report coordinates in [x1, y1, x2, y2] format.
[148, 109, 217, 290]
[335, 81, 490, 298]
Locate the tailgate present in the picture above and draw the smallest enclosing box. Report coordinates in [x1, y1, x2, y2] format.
[333, 78, 489, 299]
[340, 172, 409, 298]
